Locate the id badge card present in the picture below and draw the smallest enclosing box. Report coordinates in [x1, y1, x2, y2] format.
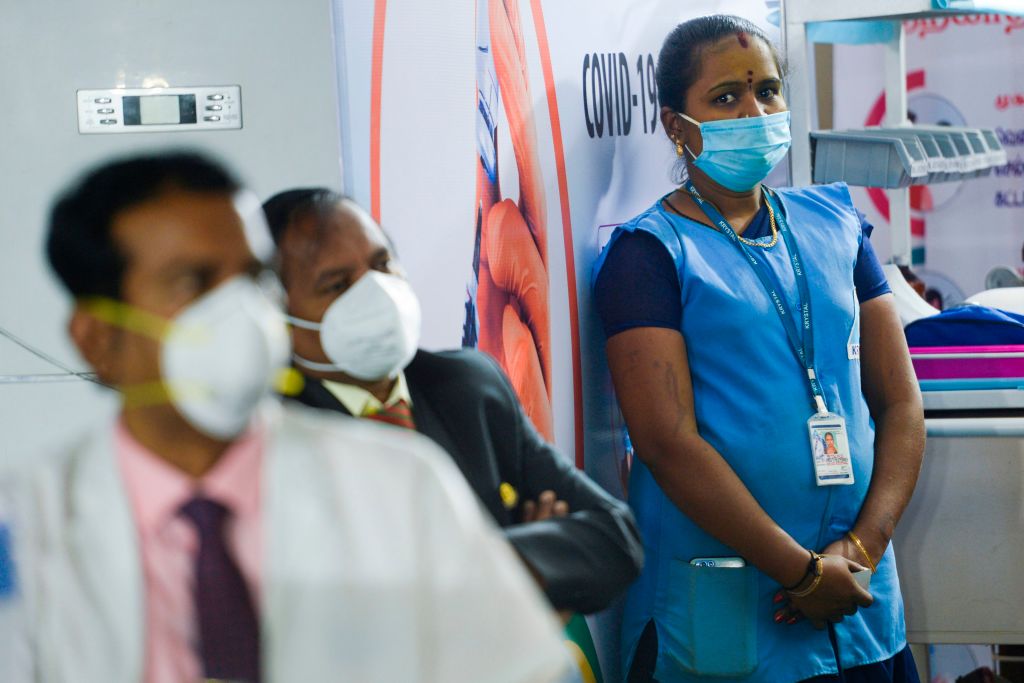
[808, 413, 854, 486]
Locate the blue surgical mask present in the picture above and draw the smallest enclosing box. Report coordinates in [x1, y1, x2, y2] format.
[679, 111, 792, 191]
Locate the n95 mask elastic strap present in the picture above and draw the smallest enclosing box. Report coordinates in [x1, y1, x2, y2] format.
[81, 275, 298, 439]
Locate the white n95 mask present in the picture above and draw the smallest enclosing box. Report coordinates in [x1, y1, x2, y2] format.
[161, 276, 291, 439]
[288, 270, 422, 381]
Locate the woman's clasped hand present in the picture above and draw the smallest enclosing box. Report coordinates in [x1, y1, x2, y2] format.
[773, 553, 873, 630]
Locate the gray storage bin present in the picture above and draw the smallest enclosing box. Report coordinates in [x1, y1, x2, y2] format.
[917, 128, 967, 179]
[980, 129, 1008, 169]
[910, 131, 960, 182]
[941, 130, 979, 174]
[810, 130, 929, 188]
[837, 128, 953, 184]
[961, 130, 990, 178]
[913, 126, 986, 176]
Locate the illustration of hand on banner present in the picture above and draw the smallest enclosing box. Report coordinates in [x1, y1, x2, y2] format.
[469, 0, 553, 441]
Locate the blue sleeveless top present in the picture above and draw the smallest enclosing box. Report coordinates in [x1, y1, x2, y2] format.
[593, 183, 905, 682]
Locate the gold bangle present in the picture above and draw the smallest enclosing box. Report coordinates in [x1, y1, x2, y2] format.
[847, 531, 877, 574]
[787, 553, 824, 598]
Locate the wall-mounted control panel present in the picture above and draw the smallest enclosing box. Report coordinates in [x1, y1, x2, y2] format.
[77, 85, 242, 134]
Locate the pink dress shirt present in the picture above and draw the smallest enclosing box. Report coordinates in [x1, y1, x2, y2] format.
[114, 419, 264, 683]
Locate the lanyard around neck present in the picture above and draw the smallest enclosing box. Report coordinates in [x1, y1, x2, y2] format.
[681, 180, 827, 414]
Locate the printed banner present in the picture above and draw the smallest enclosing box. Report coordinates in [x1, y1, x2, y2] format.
[834, 14, 1024, 307]
[334, 2, 779, 678]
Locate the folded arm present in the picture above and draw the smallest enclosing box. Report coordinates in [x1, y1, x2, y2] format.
[483, 355, 643, 614]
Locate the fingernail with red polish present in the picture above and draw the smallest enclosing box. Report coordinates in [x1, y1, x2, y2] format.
[774, 613, 784, 623]
[787, 617, 798, 624]
[773, 593, 784, 603]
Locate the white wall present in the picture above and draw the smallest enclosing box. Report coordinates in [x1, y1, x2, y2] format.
[0, 0, 342, 468]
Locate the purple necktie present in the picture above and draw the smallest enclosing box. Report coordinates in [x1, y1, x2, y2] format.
[178, 496, 261, 682]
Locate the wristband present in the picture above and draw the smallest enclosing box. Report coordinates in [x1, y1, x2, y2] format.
[784, 550, 824, 595]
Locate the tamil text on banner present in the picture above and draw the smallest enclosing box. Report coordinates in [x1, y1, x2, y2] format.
[834, 14, 1024, 308]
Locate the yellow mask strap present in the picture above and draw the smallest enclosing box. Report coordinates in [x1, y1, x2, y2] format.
[120, 380, 194, 409]
[120, 371, 303, 408]
[79, 297, 305, 401]
[77, 297, 173, 342]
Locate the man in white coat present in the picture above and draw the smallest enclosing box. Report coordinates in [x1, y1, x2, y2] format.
[0, 151, 569, 683]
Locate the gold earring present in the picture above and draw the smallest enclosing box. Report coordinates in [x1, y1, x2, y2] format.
[675, 139, 684, 157]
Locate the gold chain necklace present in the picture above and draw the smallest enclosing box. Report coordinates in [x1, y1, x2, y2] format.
[669, 188, 779, 248]
[756, 191, 780, 249]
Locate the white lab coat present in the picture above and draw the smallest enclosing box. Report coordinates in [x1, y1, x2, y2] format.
[0, 402, 569, 682]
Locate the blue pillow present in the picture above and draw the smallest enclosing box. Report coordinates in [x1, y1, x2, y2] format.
[905, 305, 1024, 347]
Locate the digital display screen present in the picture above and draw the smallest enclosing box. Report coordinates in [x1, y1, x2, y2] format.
[122, 94, 197, 126]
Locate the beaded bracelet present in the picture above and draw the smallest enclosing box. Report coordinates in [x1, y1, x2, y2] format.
[787, 552, 825, 598]
[847, 531, 877, 574]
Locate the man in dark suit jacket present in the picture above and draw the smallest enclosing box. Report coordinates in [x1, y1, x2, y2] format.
[263, 188, 643, 615]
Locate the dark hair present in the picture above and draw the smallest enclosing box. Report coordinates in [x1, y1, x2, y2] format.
[261, 187, 345, 246]
[656, 15, 784, 114]
[47, 151, 240, 300]
[262, 188, 400, 279]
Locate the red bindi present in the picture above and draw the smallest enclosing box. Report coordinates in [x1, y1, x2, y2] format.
[737, 32, 749, 48]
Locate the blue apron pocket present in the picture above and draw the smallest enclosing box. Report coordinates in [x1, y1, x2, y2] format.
[661, 558, 758, 677]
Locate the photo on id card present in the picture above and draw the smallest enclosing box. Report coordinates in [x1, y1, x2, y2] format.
[808, 416, 853, 485]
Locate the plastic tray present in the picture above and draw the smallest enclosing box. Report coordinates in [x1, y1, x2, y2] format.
[962, 130, 993, 178]
[913, 126, 988, 175]
[840, 128, 954, 183]
[910, 130, 960, 182]
[922, 128, 969, 178]
[810, 130, 929, 187]
[980, 128, 1008, 169]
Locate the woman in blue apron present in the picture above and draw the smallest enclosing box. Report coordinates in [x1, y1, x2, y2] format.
[593, 15, 925, 683]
